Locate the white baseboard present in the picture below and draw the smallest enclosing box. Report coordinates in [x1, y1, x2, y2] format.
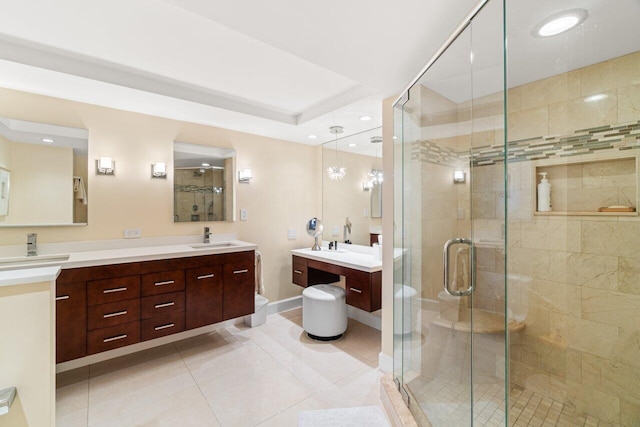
[379, 352, 394, 373]
[266, 295, 302, 315]
[347, 306, 381, 331]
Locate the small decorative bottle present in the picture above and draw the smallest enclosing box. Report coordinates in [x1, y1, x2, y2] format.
[537, 172, 552, 212]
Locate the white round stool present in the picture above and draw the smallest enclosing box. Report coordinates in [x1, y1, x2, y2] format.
[302, 284, 347, 341]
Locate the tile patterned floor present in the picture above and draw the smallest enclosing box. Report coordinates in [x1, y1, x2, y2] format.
[408, 377, 608, 427]
[56, 308, 386, 427]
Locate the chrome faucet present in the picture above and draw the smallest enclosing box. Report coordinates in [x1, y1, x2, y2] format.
[204, 227, 211, 243]
[27, 233, 37, 257]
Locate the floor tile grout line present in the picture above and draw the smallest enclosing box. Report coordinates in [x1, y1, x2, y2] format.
[172, 340, 224, 426]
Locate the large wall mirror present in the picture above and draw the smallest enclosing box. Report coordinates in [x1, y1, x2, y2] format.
[173, 141, 236, 222]
[322, 127, 382, 246]
[0, 118, 88, 226]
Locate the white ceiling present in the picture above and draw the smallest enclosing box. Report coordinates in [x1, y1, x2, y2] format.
[1, 1, 635, 151]
[0, 0, 478, 146]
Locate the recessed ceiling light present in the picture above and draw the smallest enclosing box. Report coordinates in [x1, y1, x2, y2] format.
[201, 162, 210, 167]
[348, 143, 357, 147]
[359, 116, 372, 121]
[308, 134, 317, 139]
[533, 9, 588, 37]
[584, 93, 608, 103]
[42, 138, 54, 143]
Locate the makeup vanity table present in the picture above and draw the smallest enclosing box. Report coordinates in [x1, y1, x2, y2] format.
[291, 246, 382, 312]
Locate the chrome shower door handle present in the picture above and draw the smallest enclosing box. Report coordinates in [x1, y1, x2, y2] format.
[443, 238, 475, 297]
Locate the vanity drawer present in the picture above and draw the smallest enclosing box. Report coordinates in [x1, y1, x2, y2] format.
[292, 259, 308, 287]
[87, 298, 140, 331]
[141, 291, 185, 319]
[141, 270, 185, 296]
[87, 321, 140, 355]
[141, 312, 185, 341]
[345, 278, 373, 312]
[88, 275, 141, 306]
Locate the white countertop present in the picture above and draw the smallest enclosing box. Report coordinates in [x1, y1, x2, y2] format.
[0, 266, 61, 287]
[292, 243, 401, 273]
[0, 234, 257, 274]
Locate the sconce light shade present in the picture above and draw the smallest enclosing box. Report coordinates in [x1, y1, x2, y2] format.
[238, 168, 253, 183]
[152, 162, 167, 178]
[453, 170, 466, 183]
[96, 156, 115, 175]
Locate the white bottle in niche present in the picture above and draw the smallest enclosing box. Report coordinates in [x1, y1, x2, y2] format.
[537, 172, 552, 212]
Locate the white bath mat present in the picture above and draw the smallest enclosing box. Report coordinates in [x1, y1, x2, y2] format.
[298, 406, 390, 427]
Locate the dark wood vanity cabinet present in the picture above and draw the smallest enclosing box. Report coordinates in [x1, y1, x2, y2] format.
[223, 256, 255, 320]
[55, 281, 87, 363]
[291, 255, 381, 312]
[56, 250, 255, 363]
[185, 265, 223, 329]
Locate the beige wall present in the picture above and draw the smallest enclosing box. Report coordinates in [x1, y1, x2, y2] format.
[381, 95, 395, 359]
[0, 88, 320, 303]
[322, 148, 382, 246]
[1, 142, 73, 225]
[0, 134, 10, 170]
[0, 281, 55, 427]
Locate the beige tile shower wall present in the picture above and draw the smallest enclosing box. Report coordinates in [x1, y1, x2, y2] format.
[505, 52, 640, 424]
[0, 87, 320, 304]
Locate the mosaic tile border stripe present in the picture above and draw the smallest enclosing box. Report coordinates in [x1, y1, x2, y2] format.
[412, 120, 640, 166]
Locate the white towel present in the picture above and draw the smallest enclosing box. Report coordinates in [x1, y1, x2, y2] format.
[73, 176, 88, 205]
[255, 250, 265, 295]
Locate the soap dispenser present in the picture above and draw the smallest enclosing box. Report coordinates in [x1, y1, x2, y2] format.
[537, 172, 552, 212]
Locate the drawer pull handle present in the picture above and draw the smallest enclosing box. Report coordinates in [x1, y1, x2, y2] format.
[155, 280, 175, 286]
[154, 323, 175, 331]
[294, 270, 303, 275]
[103, 287, 127, 294]
[197, 274, 215, 280]
[155, 302, 175, 309]
[103, 334, 127, 343]
[103, 310, 127, 318]
[55, 295, 70, 301]
[233, 269, 249, 274]
[349, 287, 363, 294]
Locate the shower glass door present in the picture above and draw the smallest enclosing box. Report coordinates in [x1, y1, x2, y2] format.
[394, 1, 507, 425]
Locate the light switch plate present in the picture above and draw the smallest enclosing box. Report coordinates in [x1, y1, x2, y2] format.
[124, 228, 141, 239]
[363, 208, 369, 218]
[332, 226, 340, 236]
[240, 208, 248, 221]
[287, 229, 296, 239]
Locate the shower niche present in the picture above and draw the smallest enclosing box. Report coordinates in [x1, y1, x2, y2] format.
[533, 152, 638, 216]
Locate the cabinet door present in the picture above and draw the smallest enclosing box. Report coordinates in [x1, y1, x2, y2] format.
[185, 265, 223, 329]
[223, 261, 255, 321]
[56, 281, 87, 363]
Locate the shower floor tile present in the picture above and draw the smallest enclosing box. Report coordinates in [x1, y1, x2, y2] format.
[408, 377, 610, 426]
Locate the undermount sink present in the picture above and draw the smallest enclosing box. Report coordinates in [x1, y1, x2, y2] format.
[0, 253, 71, 266]
[189, 241, 239, 249]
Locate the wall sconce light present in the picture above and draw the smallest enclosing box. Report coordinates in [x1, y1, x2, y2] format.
[238, 168, 253, 183]
[96, 156, 115, 175]
[453, 170, 466, 183]
[151, 162, 167, 178]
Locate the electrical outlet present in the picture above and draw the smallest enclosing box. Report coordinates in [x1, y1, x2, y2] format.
[287, 229, 296, 240]
[124, 228, 141, 239]
[456, 208, 465, 219]
[240, 208, 248, 221]
[363, 208, 369, 218]
[332, 226, 340, 236]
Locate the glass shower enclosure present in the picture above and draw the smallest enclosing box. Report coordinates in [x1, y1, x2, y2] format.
[393, 0, 640, 425]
